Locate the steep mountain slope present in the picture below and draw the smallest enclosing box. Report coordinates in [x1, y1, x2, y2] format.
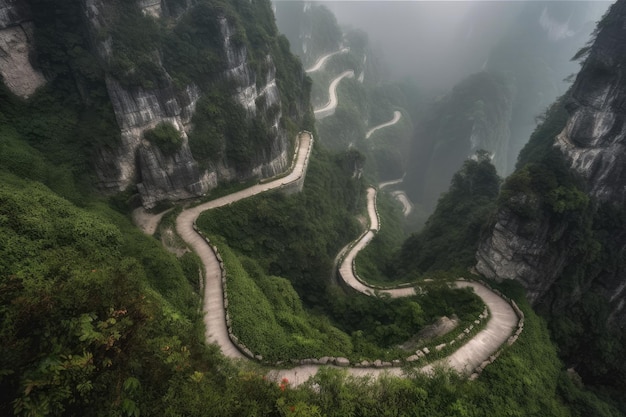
[485, 1, 609, 174]
[0, 0, 312, 208]
[273, 1, 343, 67]
[476, 0, 626, 389]
[404, 72, 513, 211]
[403, 1, 606, 212]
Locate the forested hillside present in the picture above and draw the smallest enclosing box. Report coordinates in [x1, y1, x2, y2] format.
[0, 0, 313, 209]
[1, 0, 625, 415]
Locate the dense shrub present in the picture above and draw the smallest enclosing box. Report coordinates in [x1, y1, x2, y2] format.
[144, 122, 184, 155]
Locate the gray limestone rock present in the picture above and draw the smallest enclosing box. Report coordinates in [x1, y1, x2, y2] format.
[0, 1, 45, 98]
[334, 357, 350, 367]
[476, 0, 626, 325]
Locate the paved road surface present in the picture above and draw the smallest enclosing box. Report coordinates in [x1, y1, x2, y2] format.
[366, 111, 402, 139]
[174, 127, 518, 387]
[391, 190, 413, 216]
[314, 71, 354, 120]
[176, 132, 313, 360]
[379, 177, 404, 189]
[306, 48, 350, 73]
[335, 187, 518, 374]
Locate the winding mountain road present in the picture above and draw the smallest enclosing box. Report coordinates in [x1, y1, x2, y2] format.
[176, 132, 313, 360]
[306, 47, 350, 73]
[366, 110, 402, 139]
[175, 146, 518, 386]
[314, 70, 354, 120]
[173, 52, 519, 387]
[391, 191, 413, 216]
[338, 186, 517, 367]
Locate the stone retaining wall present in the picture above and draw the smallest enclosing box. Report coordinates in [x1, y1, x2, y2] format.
[190, 151, 523, 374]
[465, 279, 525, 380]
[276, 131, 313, 195]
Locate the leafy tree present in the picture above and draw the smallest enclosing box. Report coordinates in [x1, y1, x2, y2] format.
[395, 153, 501, 277]
[144, 122, 184, 155]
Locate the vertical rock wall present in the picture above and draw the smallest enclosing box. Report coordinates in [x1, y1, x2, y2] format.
[476, 0, 626, 321]
[554, 1, 626, 206]
[0, 0, 45, 98]
[90, 3, 292, 208]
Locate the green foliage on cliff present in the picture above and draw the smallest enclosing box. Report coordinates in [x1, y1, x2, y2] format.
[198, 147, 364, 301]
[212, 239, 353, 361]
[0, 83, 118, 205]
[496, 96, 626, 401]
[144, 122, 184, 155]
[0, 173, 208, 417]
[395, 153, 501, 279]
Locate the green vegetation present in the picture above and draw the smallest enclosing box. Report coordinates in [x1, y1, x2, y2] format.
[324, 285, 483, 361]
[2, 170, 618, 416]
[197, 147, 364, 302]
[499, 98, 626, 399]
[354, 191, 406, 286]
[144, 122, 183, 155]
[196, 147, 485, 361]
[0, 173, 204, 417]
[394, 153, 501, 280]
[214, 238, 353, 361]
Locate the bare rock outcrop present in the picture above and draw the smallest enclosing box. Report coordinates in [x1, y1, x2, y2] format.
[85, 3, 298, 208]
[0, 0, 45, 98]
[477, 0, 626, 321]
[555, 3, 626, 206]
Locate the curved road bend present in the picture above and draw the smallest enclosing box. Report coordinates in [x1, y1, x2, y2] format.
[365, 110, 402, 139]
[176, 132, 313, 360]
[176, 119, 517, 386]
[306, 47, 350, 73]
[391, 191, 413, 216]
[314, 70, 354, 120]
[335, 187, 518, 372]
[378, 176, 413, 217]
[379, 176, 404, 189]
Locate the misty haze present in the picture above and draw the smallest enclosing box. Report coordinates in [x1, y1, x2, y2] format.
[1, 0, 625, 415]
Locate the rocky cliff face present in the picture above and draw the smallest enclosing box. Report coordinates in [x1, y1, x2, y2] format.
[405, 72, 513, 211]
[555, 9, 626, 206]
[273, 2, 343, 66]
[95, 75, 208, 207]
[476, 1, 626, 325]
[0, 0, 308, 208]
[89, 1, 298, 208]
[219, 17, 289, 180]
[0, 0, 45, 98]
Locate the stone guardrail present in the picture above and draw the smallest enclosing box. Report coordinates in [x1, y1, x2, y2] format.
[336, 186, 525, 372]
[187, 126, 524, 373]
[259, 130, 304, 185]
[194, 223, 494, 369]
[191, 202, 496, 369]
[337, 187, 417, 292]
[463, 278, 525, 380]
[275, 131, 313, 196]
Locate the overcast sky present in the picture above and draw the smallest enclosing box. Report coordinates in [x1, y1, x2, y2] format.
[317, 1, 611, 91]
